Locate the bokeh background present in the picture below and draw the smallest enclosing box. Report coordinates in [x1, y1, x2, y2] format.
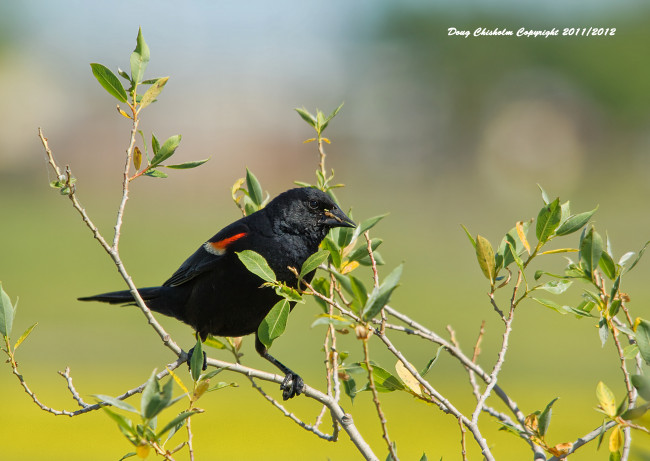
[2, 1, 650, 460]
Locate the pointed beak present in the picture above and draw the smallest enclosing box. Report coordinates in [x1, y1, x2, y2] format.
[323, 207, 356, 229]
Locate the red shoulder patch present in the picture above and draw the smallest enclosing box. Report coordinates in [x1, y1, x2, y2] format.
[204, 232, 247, 255]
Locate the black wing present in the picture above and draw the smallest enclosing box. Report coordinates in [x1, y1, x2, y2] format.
[163, 221, 250, 287]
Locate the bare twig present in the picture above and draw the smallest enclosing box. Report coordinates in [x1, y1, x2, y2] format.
[362, 336, 398, 461]
[58, 367, 90, 409]
[112, 117, 140, 250]
[458, 416, 468, 461]
[204, 356, 378, 461]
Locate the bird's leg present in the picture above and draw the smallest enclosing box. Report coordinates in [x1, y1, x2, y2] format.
[187, 343, 208, 371]
[255, 334, 305, 400]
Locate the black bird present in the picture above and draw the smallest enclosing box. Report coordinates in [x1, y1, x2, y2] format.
[79, 187, 355, 399]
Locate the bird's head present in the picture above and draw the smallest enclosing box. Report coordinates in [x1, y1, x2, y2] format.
[268, 187, 355, 239]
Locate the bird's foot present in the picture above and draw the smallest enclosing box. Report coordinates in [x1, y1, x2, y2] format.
[186, 346, 207, 371]
[281, 372, 305, 400]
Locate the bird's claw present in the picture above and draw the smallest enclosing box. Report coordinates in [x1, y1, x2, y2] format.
[281, 372, 305, 400]
[186, 346, 207, 371]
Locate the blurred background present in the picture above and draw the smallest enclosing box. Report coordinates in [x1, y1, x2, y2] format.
[2, 1, 650, 460]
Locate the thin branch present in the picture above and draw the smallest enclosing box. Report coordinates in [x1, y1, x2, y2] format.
[548, 420, 618, 461]
[458, 416, 468, 461]
[362, 336, 398, 461]
[204, 356, 378, 461]
[112, 116, 140, 250]
[58, 367, 90, 408]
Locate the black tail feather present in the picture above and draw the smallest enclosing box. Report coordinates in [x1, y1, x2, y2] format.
[78, 286, 162, 305]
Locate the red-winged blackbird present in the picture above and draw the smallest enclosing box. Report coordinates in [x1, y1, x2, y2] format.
[79, 187, 355, 400]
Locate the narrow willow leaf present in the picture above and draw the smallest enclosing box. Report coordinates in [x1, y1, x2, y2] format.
[300, 250, 330, 278]
[245, 168, 264, 206]
[100, 406, 137, 438]
[236, 250, 276, 283]
[190, 339, 203, 382]
[133, 146, 142, 170]
[348, 239, 382, 263]
[599, 251, 617, 280]
[635, 318, 650, 364]
[420, 346, 444, 377]
[623, 240, 650, 274]
[322, 237, 341, 269]
[475, 235, 496, 284]
[130, 27, 150, 84]
[536, 280, 573, 295]
[362, 264, 403, 321]
[531, 297, 569, 315]
[257, 299, 290, 348]
[295, 107, 316, 127]
[90, 63, 128, 103]
[142, 373, 174, 420]
[536, 197, 562, 244]
[516, 220, 531, 254]
[358, 362, 405, 392]
[320, 101, 344, 132]
[13, 322, 37, 351]
[555, 207, 598, 236]
[538, 397, 559, 437]
[342, 376, 357, 402]
[395, 360, 422, 396]
[151, 133, 160, 156]
[164, 158, 210, 169]
[144, 169, 168, 178]
[275, 284, 303, 303]
[538, 184, 550, 205]
[94, 394, 139, 414]
[631, 374, 650, 401]
[151, 135, 182, 166]
[609, 425, 623, 453]
[580, 228, 603, 276]
[156, 410, 201, 438]
[596, 381, 617, 418]
[139, 76, 169, 109]
[461, 224, 476, 249]
[352, 214, 389, 242]
[0, 282, 15, 337]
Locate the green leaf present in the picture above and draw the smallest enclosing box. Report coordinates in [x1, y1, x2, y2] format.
[631, 374, 650, 401]
[580, 228, 603, 277]
[635, 318, 650, 365]
[536, 197, 562, 244]
[236, 250, 276, 283]
[538, 397, 559, 437]
[151, 135, 182, 166]
[295, 107, 316, 128]
[596, 381, 617, 418]
[204, 335, 226, 350]
[461, 224, 476, 249]
[420, 346, 444, 377]
[555, 207, 598, 236]
[144, 170, 169, 178]
[257, 299, 290, 348]
[348, 239, 383, 264]
[320, 102, 344, 132]
[141, 371, 174, 420]
[117, 67, 132, 83]
[94, 394, 139, 414]
[352, 214, 389, 242]
[599, 251, 617, 280]
[310, 277, 331, 312]
[342, 375, 357, 403]
[190, 339, 203, 382]
[139, 76, 169, 109]
[349, 275, 368, 313]
[475, 235, 496, 284]
[621, 403, 649, 420]
[322, 237, 341, 269]
[311, 314, 352, 329]
[536, 280, 573, 295]
[538, 184, 550, 205]
[144, 169, 168, 178]
[275, 284, 303, 303]
[531, 297, 570, 315]
[100, 406, 137, 439]
[164, 158, 210, 169]
[151, 133, 160, 156]
[0, 283, 15, 337]
[622, 240, 650, 274]
[130, 27, 150, 84]
[13, 323, 37, 351]
[300, 250, 330, 278]
[245, 168, 264, 206]
[362, 264, 403, 321]
[358, 362, 406, 393]
[156, 410, 200, 438]
[90, 63, 128, 103]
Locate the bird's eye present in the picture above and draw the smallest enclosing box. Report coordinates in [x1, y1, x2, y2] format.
[308, 200, 319, 210]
